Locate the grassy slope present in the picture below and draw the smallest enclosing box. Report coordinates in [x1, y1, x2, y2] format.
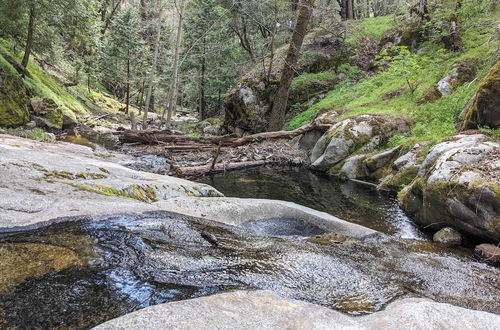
[0, 39, 124, 123]
[287, 12, 499, 147]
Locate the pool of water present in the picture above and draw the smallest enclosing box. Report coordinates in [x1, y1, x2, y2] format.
[0, 212, 498, 329]
[199, 166, 426, 240]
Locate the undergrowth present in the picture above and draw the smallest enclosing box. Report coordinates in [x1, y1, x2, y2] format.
[287, 9, 499, 147]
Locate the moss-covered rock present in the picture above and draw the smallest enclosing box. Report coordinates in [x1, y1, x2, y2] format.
[379, 165, 419, 192]
[30, 98, 63, 129]
[289, 72, 337, 105]
[224, 30, 352, 133]
[399, 134, 500, 242]
[0, 66, 29, 127]
[460, 60, 500, 130]
[310, 114, 409, 171]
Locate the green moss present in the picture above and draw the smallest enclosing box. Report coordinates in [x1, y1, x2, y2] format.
[99, 167, 110, 174]
[0, 65, 29, 127]
[287, 9, 498, 144]
[93, 153, 114, 158]
[75, 172, 107, 180]
[381, 166, 419, 192]
[40, 178, 158, 203]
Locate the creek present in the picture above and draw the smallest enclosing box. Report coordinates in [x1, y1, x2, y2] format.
[0, 167, 499, 329]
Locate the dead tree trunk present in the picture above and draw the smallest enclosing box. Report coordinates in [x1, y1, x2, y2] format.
[117, 122, 331, 146]
[268, 0, 315, 131]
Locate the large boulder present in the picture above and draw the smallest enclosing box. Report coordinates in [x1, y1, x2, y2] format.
[94, 291, 500, 330]
[0, 134, 222, 228]
[460, 60, 500, 130]
[0, 66, 29, 127]
[310, 114, 409, 172]
[400, 134, 500, 242]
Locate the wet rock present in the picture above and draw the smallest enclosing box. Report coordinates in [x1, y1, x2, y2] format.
[433, 227, 463, 247]
[94, 291, 500, 330]
[0, 66, 29, 127]
[200, 231, 218, 246]
[311, 114, 409, 171]
[460, 60, 500, 130]
[474, 244, 500, 266]
[400, 134, 500, 242]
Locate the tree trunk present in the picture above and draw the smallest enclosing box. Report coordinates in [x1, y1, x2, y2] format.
[117, 121, 331, 146]
[21, 4, 35, 75]
[125, 58, 130, 114]
[143, 13, 163, 130]
[268, 0, 315, 131]
[347, 0, 354, 19]
[199, 47, 207, 121]
[162, 0, 186, 127]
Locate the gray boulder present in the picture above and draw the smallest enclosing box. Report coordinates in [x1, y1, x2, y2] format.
[433, 227, 463, 247]
[311, 114, 408, 171]
[400, 134, 500, 242]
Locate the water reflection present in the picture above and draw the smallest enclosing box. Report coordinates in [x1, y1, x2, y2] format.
[199, 166, 427, 239]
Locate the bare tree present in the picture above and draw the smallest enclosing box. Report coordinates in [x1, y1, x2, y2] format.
[142, 7, 164, 130]
[162, 0, 186, 128]
[268, 0, 315, 131]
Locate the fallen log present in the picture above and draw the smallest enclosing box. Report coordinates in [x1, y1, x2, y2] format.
[174, 160, 275, 178]
[118, 122, 331, 146]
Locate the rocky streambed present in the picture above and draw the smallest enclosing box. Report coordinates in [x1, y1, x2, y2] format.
[1, 211, 499, 329]
[0, 133, 499, 329]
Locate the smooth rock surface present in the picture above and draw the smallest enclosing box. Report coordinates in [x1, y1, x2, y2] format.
[94, 290, 500, 330]
[160, 197, 377, 239]
[0, 135, 376, 241]
[0, 134, 221, 228]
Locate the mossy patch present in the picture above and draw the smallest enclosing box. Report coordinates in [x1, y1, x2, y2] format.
[381, 166, 419, 192]
[0, 65, 29, 127]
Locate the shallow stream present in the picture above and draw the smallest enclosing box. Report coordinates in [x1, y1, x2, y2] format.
[1, 167, 499, 329]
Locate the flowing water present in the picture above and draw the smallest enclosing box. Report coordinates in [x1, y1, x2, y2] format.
[1, 167, 499, 329]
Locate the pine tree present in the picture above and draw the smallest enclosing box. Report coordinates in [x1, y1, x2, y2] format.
[101, 7, 147, 114]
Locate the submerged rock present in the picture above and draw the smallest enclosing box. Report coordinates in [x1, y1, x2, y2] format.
[474, 244, 500, 266]
[400, 134, 500, 242]
[433, 227, 463, 247]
